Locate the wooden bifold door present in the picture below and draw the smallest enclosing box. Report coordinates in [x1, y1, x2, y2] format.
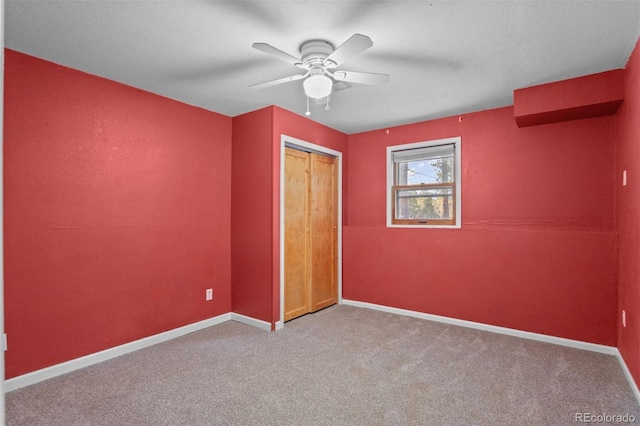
[284, 147, 338, 322]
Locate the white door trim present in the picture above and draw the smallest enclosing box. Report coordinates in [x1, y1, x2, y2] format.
[1, 1, 7, 422]
[278, 135, 343, 329]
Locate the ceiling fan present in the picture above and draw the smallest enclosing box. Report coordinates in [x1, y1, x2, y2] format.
[250, 34, 390, 107]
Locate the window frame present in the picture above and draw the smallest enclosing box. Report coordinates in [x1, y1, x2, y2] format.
[386, 137, 462, 228]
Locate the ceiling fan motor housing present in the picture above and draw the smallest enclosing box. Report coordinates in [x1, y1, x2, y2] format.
[300, 40, 335, 67]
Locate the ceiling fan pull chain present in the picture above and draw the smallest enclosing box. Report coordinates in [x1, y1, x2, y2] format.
[305, 96, 311, 116]
[326, 96, 331, 111]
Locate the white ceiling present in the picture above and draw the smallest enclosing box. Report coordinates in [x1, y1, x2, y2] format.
[5, 1, 640, 134]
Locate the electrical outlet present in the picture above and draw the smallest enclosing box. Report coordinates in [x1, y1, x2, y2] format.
[623, 310, 627, 328]
[206, 288, 213, 301]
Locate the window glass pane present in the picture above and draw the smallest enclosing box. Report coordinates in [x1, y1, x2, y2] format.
[396, 156, 454, 185]
[395, 187, 453, 220]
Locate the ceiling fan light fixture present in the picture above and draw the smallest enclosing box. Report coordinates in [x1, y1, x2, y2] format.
[303, 74, 332, 99]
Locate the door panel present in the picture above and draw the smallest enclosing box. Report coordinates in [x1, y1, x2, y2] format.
[310, 154, 338, 311]
[284, 148, 311, 321]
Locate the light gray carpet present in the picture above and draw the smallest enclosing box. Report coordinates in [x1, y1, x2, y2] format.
[7, 305, 640, 425]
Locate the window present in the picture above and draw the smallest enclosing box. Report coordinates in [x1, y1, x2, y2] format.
[387, 137, 461, 228]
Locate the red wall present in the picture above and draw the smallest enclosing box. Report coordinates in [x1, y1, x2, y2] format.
[345, 106, 617, 345]
[4, 44, 630, 381]
[231, 106, 348, 326]
[616, 39, 640, 386]
[4, 50, 232, 378]
[514, 69, 624, 127]
[231, 108, 274, 322]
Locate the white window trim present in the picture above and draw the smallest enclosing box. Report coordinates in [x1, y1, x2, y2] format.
[386, 136, 462, 229]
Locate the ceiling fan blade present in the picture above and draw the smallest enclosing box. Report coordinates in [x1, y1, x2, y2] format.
[252, 43, 305, 68]
[323, 34, 373, 68]
[250, 73, 307, 89]
[332, 71, 390, 86]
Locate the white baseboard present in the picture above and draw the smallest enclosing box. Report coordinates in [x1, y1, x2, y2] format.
[230, 313, 272, 331]
[5, 311, 273, 392]
[616, 350, 640, 407]
[274, 321, 284, 331]
[341, 299, 617, 355]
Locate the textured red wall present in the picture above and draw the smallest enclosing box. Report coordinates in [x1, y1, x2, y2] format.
[514, 69, 624, 127]
[231, 106, 348, 326]
[231, 108, 274, 322]
[345, 106, 617, 345]
[616, 39, 640, 385]
[4, 50, 232, 378]
[4, 45, 625, 381]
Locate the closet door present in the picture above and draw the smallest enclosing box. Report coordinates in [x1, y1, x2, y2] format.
[284, 147, 338, 322]
[284, 148, 311, 321]
[310, 153, 338, 312]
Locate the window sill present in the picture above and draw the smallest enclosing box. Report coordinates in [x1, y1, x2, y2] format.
[387, 223, 461, 229]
